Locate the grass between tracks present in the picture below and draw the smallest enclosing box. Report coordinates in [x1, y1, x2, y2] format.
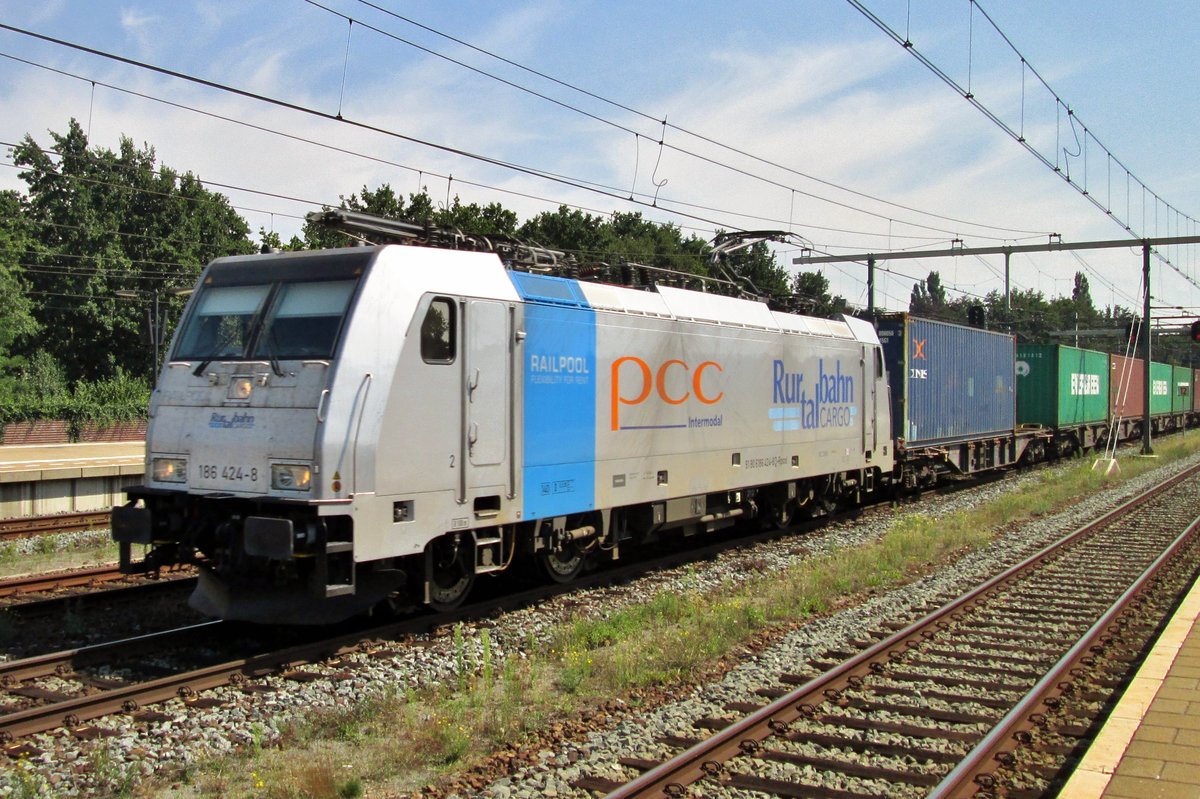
[0, 533, 117, 580]
[134, 433, 1200, 799]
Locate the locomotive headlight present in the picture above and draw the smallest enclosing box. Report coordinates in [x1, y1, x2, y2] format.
[228, 377, 254, 401]
[152, 457, 187, 483]
[271, 463, 312, 491]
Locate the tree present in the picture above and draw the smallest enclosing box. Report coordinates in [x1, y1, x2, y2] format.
[791, 270, 849, 317]
[518, 205, 609, 254]
[983, 287, 1053, 343]
[433, 196, 518, 235]
[0, 190, 40, 400]
[909, 271, 949, 318]
[303, 185, 519, 249]
[11, 119, 253, 383]
[519, 206, 710, 285]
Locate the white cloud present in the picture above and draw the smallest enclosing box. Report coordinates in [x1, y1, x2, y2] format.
[119, 7, 158, 56]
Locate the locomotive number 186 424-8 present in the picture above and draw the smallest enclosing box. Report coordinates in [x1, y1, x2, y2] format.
[197, 464, 259, 482]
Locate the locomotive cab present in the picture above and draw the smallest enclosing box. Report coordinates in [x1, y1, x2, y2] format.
[114, 245, 527, 623]
[113, 249, 395, 623]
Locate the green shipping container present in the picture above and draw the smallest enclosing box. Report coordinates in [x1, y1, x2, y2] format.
[1150, 362, 1174, 415]
[1016, 345, 1110, 427]
[1172, 364, 1193, 413]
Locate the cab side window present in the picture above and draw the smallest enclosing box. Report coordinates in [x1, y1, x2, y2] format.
[421, 298, 456, 363]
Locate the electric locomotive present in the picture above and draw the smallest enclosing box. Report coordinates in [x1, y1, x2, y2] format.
[113, 235, 893, 623]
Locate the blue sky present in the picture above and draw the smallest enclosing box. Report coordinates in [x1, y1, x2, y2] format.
[1, 0, 1197, 317]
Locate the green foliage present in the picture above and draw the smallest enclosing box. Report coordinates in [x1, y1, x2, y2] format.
[66, 370, 151, 426]
[0, 362, 148, 431]
[258, 228, 306, 252]
[10, 119, 253, 385]
[909, 271, 951, 318]
[792, 270, 850, 316]
[338, 777, 365, 799]
[0, 191, 40, 398]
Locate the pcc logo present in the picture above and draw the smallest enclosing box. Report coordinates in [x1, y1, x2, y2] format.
[610, 356, 723, 431]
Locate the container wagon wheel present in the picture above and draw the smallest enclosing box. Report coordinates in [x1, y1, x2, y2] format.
[426, 534, 475, 611]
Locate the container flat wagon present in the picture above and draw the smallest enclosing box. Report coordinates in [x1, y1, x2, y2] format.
[877, 314, 1028, 482]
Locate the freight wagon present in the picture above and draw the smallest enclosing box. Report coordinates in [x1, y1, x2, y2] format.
[1109, 355, 1191, 439]
[876, 314, 1026, 483]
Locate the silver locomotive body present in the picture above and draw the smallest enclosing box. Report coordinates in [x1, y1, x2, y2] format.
[114, 244, 892, 623]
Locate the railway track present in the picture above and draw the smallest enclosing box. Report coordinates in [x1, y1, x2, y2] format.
[0, 461, 1125, 753]
[0, 564, 129, 598]
[0, 513, 832, 749]
[0, 510, 110, 542]
[581, 462, 1200, 799]
[2, 458, 1190, 771]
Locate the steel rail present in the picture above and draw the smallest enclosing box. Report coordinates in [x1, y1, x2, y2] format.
[0, 565, 126, 598]
[0, 621, 225, 684]
[602, 461, 1200, 799]
[928, 514, 1200, 797]
[0, 459, 1178, 748]
[0, 510, 111, 541]
[0, 628, 349, 742]
[2, 575, 197, 619]
[0, 522, 831, 743]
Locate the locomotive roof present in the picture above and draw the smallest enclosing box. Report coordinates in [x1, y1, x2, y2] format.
[199, 244, 869, 344]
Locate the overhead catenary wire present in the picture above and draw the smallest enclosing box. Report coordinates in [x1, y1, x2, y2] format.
[0, 22, 754, 236]
[2, 16, 1189, 312]
[0, 51, 997, 255]
[844, 0, 1199, 296]
[0, 51, 788, 241]
[341, 0, 1053, 240]
[0, 35, 1041, 245]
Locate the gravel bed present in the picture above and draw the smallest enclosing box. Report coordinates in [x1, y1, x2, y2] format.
[1, 450, 1197, 798]
[0, 530, 112, 562]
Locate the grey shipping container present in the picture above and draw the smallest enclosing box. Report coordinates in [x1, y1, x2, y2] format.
[877, 314, 1016, 447]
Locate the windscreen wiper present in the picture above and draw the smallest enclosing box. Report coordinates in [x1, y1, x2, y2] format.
[192, 327, 242, 376]
[265, 329, 285, 377]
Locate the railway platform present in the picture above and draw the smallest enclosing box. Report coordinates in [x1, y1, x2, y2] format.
[0, 442, 144, 518]
[0, 441, 144, 478]
[1064, 571, 1200, 798]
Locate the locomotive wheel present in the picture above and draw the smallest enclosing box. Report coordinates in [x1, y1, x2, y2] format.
[763, 497, 796, 530]
[538, 543, 585, 583]
[426, 536, 475, 611]
[758, 490, 797, 531]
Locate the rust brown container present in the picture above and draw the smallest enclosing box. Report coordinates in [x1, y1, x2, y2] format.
[1109, 354, 1144, 419]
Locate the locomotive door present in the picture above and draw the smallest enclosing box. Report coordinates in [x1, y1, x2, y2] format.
[463, 300, 509, 483]
[863, 345, 878, 455]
